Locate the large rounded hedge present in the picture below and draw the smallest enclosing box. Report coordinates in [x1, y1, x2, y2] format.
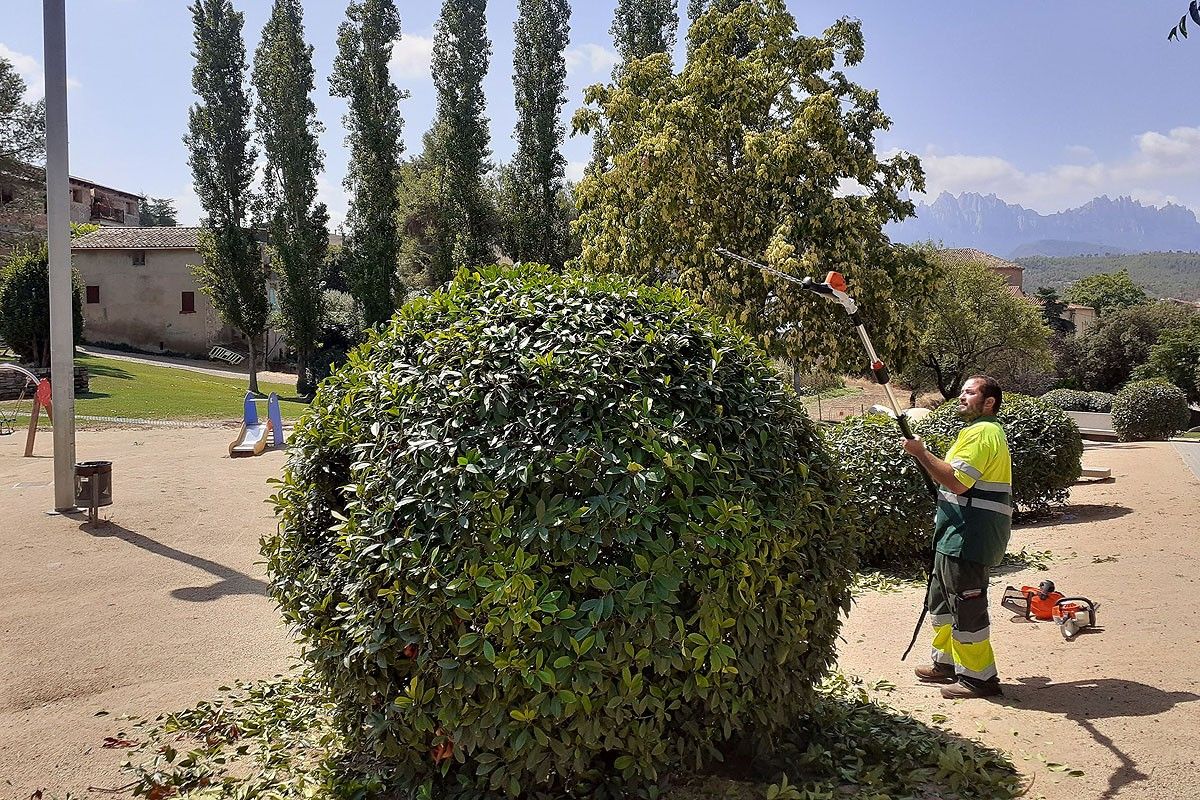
[1111, 378, 1190, 441]
[822, 414, 934, 567]
[266, 266, 858, 797]
[1088, 391, 1114, 413]
[916, 393, 1083, 514]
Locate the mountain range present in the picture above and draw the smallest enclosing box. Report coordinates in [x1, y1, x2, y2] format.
[886, 192, 1200, 258]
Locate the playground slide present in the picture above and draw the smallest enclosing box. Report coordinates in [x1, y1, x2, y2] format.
[229, 420, 270, 457]
[228, 392, 285, 457]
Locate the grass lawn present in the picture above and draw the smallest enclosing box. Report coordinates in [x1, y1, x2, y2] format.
[62, 353, 309, 422]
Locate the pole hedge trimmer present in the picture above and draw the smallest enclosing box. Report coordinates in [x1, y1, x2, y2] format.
[717, 248, 939, 658]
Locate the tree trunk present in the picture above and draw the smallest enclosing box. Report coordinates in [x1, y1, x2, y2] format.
[247, 334, 261, 395]
[295, 345, 312, 398]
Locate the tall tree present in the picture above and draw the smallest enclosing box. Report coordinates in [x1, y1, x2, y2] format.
[254, 0, 329, 396]
[611, 0, 678, 77]
[508, 0, 570, 267]
[330, 0, 405, 327]
[574, 1, 936, 373]
[0, 56, 47, 254]
[139, 197, 179, 227]
[909, 250, 1053, 399]
[185, 0, 270, 393]
[1033, 286, 1075, 336]
[426, 0, 495, 286]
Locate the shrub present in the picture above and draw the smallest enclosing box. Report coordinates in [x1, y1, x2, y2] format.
[266, 265, 858, 798]
[0, 244, 84, 366]
[916, 393, 1083, 514]
[822, 414, 934, 567]
[1087, 391, 1114, 413]
[1110, 379, 1190, 441]
[1039, 388, 1092, 412]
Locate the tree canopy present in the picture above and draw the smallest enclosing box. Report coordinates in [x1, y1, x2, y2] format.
[611, 0, 678, 77]
[330, 0, 406, 327]
[573, 0, 934, 372]
[139, 197, 179, 227]
[1063, 268, 1148, 315]
[507, 0, 570, 268]
[908, 250, 1053, 399]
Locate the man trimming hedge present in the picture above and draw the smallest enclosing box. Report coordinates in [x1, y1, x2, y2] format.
[902, 375, 1011, 699]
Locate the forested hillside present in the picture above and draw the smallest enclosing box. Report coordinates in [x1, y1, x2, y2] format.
[1015, 252, 1200, 300]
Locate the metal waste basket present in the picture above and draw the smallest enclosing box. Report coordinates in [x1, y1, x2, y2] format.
[75, 460, 112, 522]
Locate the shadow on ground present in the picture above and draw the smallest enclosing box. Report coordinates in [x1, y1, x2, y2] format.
[999, 676, 1200, 799]
[78, 517, 268, 600]
[1017, 503, 1133, 529]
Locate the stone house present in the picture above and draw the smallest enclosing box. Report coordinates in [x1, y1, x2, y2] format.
[0, 163, 142, 256]
[71, 226, 285, 360]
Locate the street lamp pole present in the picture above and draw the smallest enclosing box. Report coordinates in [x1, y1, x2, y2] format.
[43, 0, 77, 511]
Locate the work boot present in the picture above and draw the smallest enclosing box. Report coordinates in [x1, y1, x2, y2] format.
[940, 680, 1003, 699]
[914, 663, 957, 683]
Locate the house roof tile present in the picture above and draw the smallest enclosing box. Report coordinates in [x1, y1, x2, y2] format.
[71, 227, 202, 250]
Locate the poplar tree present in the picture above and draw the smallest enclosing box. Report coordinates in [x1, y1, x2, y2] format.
[330, 0, 405, 327]
[426, 0, 494, 286]
[610, 0, 678, 77]
[509, 0, 570, 267]
[254, 0, 329, 396]
[185, 0, 269, 393]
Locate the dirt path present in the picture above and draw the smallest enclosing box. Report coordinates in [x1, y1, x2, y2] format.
[837, 441, 1200, 800]
[4, 430, 1198, 799]
[0, 428, 294, 798]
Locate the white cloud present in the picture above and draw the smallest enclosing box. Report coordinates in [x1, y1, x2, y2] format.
[0, 41, 82, 100]
[565, 44, 618, 76]
[389, 34, 434, 81]
[910, 125, 1200, 214]
[1064, 144, 1095, 162]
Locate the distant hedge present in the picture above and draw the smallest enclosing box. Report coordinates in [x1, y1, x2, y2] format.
[917, 394, 1083, 514]
[266, 265, 859, 797]
[1111, 379, 1190, 441]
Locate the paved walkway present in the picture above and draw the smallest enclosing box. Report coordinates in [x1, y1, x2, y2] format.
[79, 345, 296, 385]
[1173, 439, 1200, 480]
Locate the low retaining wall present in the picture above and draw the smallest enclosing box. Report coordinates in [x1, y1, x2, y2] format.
[1065, 410, 1118, 441]
[0, 364, 89, 401]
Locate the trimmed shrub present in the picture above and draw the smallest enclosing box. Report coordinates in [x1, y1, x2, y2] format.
[1111, 379, 1190, 441]
[1087, 391, 1114, 413]
[0, 244, 84, 366]
[822, 414, 934, 567]
[1039, 388, 1091, 412]
[916, 394, 1083, 514]
[266, 265, 858, 797]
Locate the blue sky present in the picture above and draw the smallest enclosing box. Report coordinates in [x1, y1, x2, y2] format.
[4, 1, 1198, 226]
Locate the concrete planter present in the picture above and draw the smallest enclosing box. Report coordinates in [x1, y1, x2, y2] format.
[1065, 410, 1117, 441]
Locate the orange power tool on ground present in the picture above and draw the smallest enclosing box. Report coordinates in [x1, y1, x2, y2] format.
[1001, 580, 1099, 639]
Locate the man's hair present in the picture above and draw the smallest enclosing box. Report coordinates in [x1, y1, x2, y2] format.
[967, 374, 1002, 414]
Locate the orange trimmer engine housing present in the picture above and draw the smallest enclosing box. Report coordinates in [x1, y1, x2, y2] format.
[1001, 581, 1063, 621]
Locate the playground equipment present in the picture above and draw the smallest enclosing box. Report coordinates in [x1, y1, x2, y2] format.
[0, 363, 51, 456]
[229, 391, 285, 457]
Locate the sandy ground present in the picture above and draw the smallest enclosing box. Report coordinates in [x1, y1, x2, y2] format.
[0, 428, 294, 799]
[3, 426, 1199, 799]
[838, 440, 1200, 800]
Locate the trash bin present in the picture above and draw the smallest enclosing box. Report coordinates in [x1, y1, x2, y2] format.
[75, 460, 112, 522]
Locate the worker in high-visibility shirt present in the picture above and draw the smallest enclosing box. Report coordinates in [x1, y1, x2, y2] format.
[903, 375, 1012, 699]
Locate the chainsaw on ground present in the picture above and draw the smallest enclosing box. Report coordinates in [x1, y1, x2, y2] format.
[1001, 580, 1099, 640]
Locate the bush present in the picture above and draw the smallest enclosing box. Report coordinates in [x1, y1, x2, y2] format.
[1087, 391, 1114, 413]
[266, 265, 858, 798]
[1110, 379, 1190, 441]
[0, 244, 84, 366]
[916, 393, 1083, 514]
[822, 414, 934, 567]
[310, 289, 365, 383]
[1039, 388, 1092, 412]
